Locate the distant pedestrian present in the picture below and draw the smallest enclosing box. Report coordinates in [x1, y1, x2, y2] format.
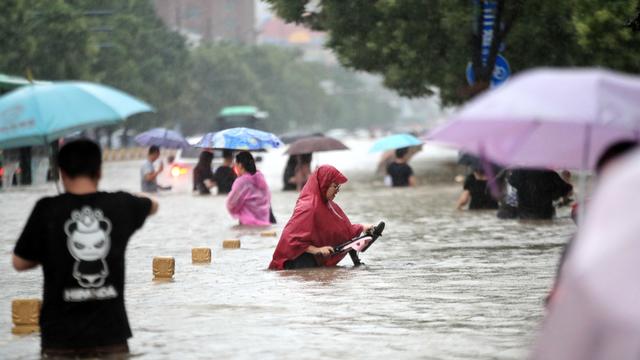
[282, 156, 297, 191]
[226, 151, 272, 226]
[509, 169, 572, 220]
[293, 153, 312, 191]
[193, 150, 215, 195]
[12, 139, 158, 357]
[140, 146, 164, 193]
[214, 149, 237, 195]
[386, 147, 416, 187]
[456, 167, 499, 210]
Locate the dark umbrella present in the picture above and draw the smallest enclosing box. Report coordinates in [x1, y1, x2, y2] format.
[285, 136, 349, 155]
[134, 128, 190, 149]
[278, 131, 324, 144]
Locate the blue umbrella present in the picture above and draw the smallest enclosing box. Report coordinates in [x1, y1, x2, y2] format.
[195, 127, 282, 150]
[0, 81, 154, 149]
[134, 128, 190, 149]
[369, 133, 423, 153]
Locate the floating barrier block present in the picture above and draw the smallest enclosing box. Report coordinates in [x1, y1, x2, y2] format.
[192, 247, 211, 263]
[153, 256, 175, 280]
[260, 230, 277, 237]
[222, 239, 241, 249]
[12, 299, 41, 335]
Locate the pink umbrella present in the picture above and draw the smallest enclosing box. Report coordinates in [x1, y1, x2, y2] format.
[532, 149, 640, 359]
[427, 68, 640, 170]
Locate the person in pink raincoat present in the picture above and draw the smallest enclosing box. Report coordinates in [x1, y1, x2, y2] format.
[226, 151, 272, 226]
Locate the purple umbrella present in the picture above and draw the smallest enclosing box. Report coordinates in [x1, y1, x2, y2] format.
[134, 127, 190, 149]
[427, 68, 640, 171]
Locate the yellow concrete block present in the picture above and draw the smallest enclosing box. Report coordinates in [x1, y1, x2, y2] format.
[12, 325, 40, 335]
[192, 247, 212, 263]
[12, 299, 41, 326]
[153, 256, 175, 280]
[222, 239, 241, 249]
[260, 231, 277, 237]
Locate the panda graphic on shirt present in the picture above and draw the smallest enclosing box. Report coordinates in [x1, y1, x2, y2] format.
[64, 206, 112, 288]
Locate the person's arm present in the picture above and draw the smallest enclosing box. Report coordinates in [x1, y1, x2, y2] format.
[305, 245, 334, 256]
[226, 180, 251, 214]
[457, 190, 470, 210]
[12, 254, 38, 271]
[408, 175, 417, 187]
[144, 162, 163, 182]
[134, 193, 159, 215]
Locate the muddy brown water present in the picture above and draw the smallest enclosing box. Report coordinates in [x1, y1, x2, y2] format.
[0, 140, 574, 359]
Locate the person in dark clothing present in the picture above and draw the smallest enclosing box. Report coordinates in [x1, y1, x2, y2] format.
[293, 153, 313, 191]
[214, 149, 236, 195]
[386, 147, 416, 187]
[282, 156, 297, 191]
[193, 151, 215, 195]
[457, 168, 499, 210]
[508, 169, 573, 220]
[12, 139, 158, 357]
[496, 170, 519, 219]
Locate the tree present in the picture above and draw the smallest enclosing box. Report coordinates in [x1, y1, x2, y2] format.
[181, 43, 395, 134]
[264, 1, 639, 104]
[70, 0, 190, 131]
[0, 0, 96, 80]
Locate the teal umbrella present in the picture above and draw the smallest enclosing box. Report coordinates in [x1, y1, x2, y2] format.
[369, 133, 423, 153]
[0, 81, 154, 149]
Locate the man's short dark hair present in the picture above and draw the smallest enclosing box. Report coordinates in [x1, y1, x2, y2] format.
[596, 140, 638, 174]
[222, 149, 233, 160]
[58, 139, 102, 179]
[395, 147, 409, 159]
[148, 145, 160, 155]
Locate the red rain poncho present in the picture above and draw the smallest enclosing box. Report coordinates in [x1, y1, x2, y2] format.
[269, 165, 363, 270]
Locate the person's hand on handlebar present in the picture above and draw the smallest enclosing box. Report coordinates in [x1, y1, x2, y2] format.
[306, 245, 335, 257]
[361, 224, 375, 234]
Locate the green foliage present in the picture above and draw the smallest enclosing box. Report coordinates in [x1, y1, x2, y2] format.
[266, 0, 640, 104]
[0, 0, 96, 79]
[181, 43, 395, 134]
[0, 0, 394, 136]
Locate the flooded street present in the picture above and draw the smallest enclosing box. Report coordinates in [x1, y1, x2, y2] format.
[0, 140, 574, 359]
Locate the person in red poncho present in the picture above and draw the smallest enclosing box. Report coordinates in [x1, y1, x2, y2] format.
[269, 165, 372, 270]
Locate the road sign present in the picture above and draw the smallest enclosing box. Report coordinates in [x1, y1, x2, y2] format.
[465, 54, 511, 88]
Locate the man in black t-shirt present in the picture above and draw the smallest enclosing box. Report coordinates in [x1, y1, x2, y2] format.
[12, 139, 158, 357]
[386, 147, 416, 187]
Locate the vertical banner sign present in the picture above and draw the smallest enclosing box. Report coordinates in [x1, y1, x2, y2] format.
[466, 0, 510, 87]
[480, 1, 497, 66]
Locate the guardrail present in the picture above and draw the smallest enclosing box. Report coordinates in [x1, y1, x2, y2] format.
[102, 148, 176, 162]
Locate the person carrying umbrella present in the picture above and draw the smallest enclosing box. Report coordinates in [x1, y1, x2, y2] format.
[386, 147, 416, 187]
[11, 139, 158, 357]
[226, 151, 273, 226]
[269, 165, 373, 270]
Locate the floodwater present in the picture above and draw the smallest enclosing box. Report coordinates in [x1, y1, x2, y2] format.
[0, 139, 574, 359]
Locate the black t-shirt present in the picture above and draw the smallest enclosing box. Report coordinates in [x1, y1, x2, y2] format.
[463, 174, 499, 210]
[193, 165, 215, 195]
[387, 162, 413, 187]
[14, 191, 152, 349]
[214, 166, 237, 194]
